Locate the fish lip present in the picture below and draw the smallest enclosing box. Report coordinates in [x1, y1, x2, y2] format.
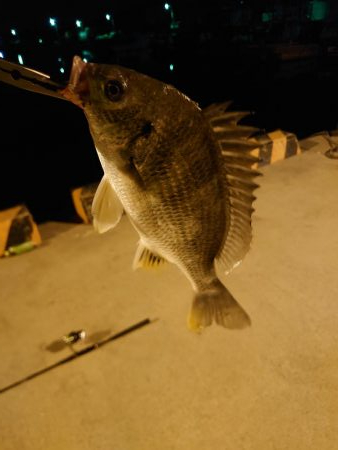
[60, 55, 89, 108]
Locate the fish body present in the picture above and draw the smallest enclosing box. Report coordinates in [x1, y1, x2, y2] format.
[62, 56, 260, 331]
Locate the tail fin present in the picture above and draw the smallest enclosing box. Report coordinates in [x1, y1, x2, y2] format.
[187, 280, 251, 332]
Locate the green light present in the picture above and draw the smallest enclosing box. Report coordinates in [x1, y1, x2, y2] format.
[262, 12, 273, 22]
[169, 64, 174, 71]
[310, 0, 328, 21]
[78, 28, 89, 41]
[96, 31, 116, 40]
[82, 49, 93, 61]
[11, 29, 16, 36]
[164, 2, 177, 29]
[49, 17, 57, 27]
[38, 38, 43, 44]
[60, 67, 65, 74]
[76, 19, 82, 28]
[106, 14, 111, 21]
[18, 54, 24, 65]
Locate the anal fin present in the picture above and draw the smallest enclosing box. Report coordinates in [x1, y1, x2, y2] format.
[133, 242, 167, 270]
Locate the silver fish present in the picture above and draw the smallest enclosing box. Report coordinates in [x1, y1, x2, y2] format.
[61, 56, 261, 332]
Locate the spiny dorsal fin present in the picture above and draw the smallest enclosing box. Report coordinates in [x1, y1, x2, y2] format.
[209, 112, 253, 127]
[213, 125, 260, 140]
[133, 242, 167, 270]
[203, 101, 233, 119]
[92, 176, 124, 233]
[204, 102, 261, 274]
[220, 139, 259, 151]
[221, 150, 260, 168]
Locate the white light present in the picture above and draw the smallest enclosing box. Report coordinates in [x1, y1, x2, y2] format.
[106, 14, 111, 21]
[164, 3, 170, 10]
[18, 54, 24, 65]
[0, 51, 4, 59]
[169, 63, 174, 71]
[60, 67, 65, 74]
[58, 57, 62, 62]
[76, 20, 82, 28]
[83, 58, 88, 63]
[38, 38, 43, 44]
[11, 29, 16, 36]
[49, 18, 57, 27]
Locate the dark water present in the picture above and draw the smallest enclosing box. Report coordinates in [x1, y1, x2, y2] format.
[1, 52, 338, 224]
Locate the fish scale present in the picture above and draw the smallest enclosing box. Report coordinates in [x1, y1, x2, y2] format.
[131, 120, 226, 289]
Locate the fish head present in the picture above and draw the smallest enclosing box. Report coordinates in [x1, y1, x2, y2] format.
[61, 56, 199, 159]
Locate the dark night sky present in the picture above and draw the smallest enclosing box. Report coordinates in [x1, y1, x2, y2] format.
[0, 1, 170, 28]
[1, 1, 113, 19]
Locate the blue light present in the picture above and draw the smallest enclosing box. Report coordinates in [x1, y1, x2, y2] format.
[49, 17, 57, 27]
[11, 29, 16, 36]
[169, 63, 174, 71]
[76, 19, 82, 28]
[0, 51, 4, 59]
[18, 54, 24, 65]
[106, 14, 111, 21]
[164, 3, 170, 10]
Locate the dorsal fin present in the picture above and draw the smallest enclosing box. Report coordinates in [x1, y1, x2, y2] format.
[209, 112, 253, 127]
[203, 101, 233, 119]
[204, 102, 261, 274]
[213, 125, 260, 140]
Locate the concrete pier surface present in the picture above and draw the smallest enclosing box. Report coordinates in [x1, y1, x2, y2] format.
[0, 135, 337, 450]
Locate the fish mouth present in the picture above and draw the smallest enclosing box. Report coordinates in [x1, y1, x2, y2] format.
[60, 55, 89, 108]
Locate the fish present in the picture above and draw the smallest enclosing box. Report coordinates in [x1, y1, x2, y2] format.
[59, 56, 261, 332]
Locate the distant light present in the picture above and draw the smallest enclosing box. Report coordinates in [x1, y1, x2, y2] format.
[76, 19, 82, 28]
[60, 67, 65, 74]
[169, 63, 174, 71]
[58, 57, 62, 62]
[164, 3, 170, 10]
[11, 29, 16, 36]
[105, 14, 111, 21]
[310, 0, 328, 21]
[82, 49, 94, 61]
[49, 17, 57, 27]
[78, 28, 90, 41]
[38, 38, 43, 44]
[0, 51, 4, 59]
[262, 12, 273, 22]
[18, 54, 24, 65]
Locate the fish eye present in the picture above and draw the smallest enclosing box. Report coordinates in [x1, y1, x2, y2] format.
[104, 79, 124, 101]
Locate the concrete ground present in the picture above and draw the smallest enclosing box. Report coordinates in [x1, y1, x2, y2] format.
[0, 135, 337, 450]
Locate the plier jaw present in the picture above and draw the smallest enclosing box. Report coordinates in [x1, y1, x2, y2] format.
[0, 58, 66, 100]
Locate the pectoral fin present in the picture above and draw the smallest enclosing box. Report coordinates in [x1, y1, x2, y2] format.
[91, 176, 123, 233]
[133, 242, 167, 270]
